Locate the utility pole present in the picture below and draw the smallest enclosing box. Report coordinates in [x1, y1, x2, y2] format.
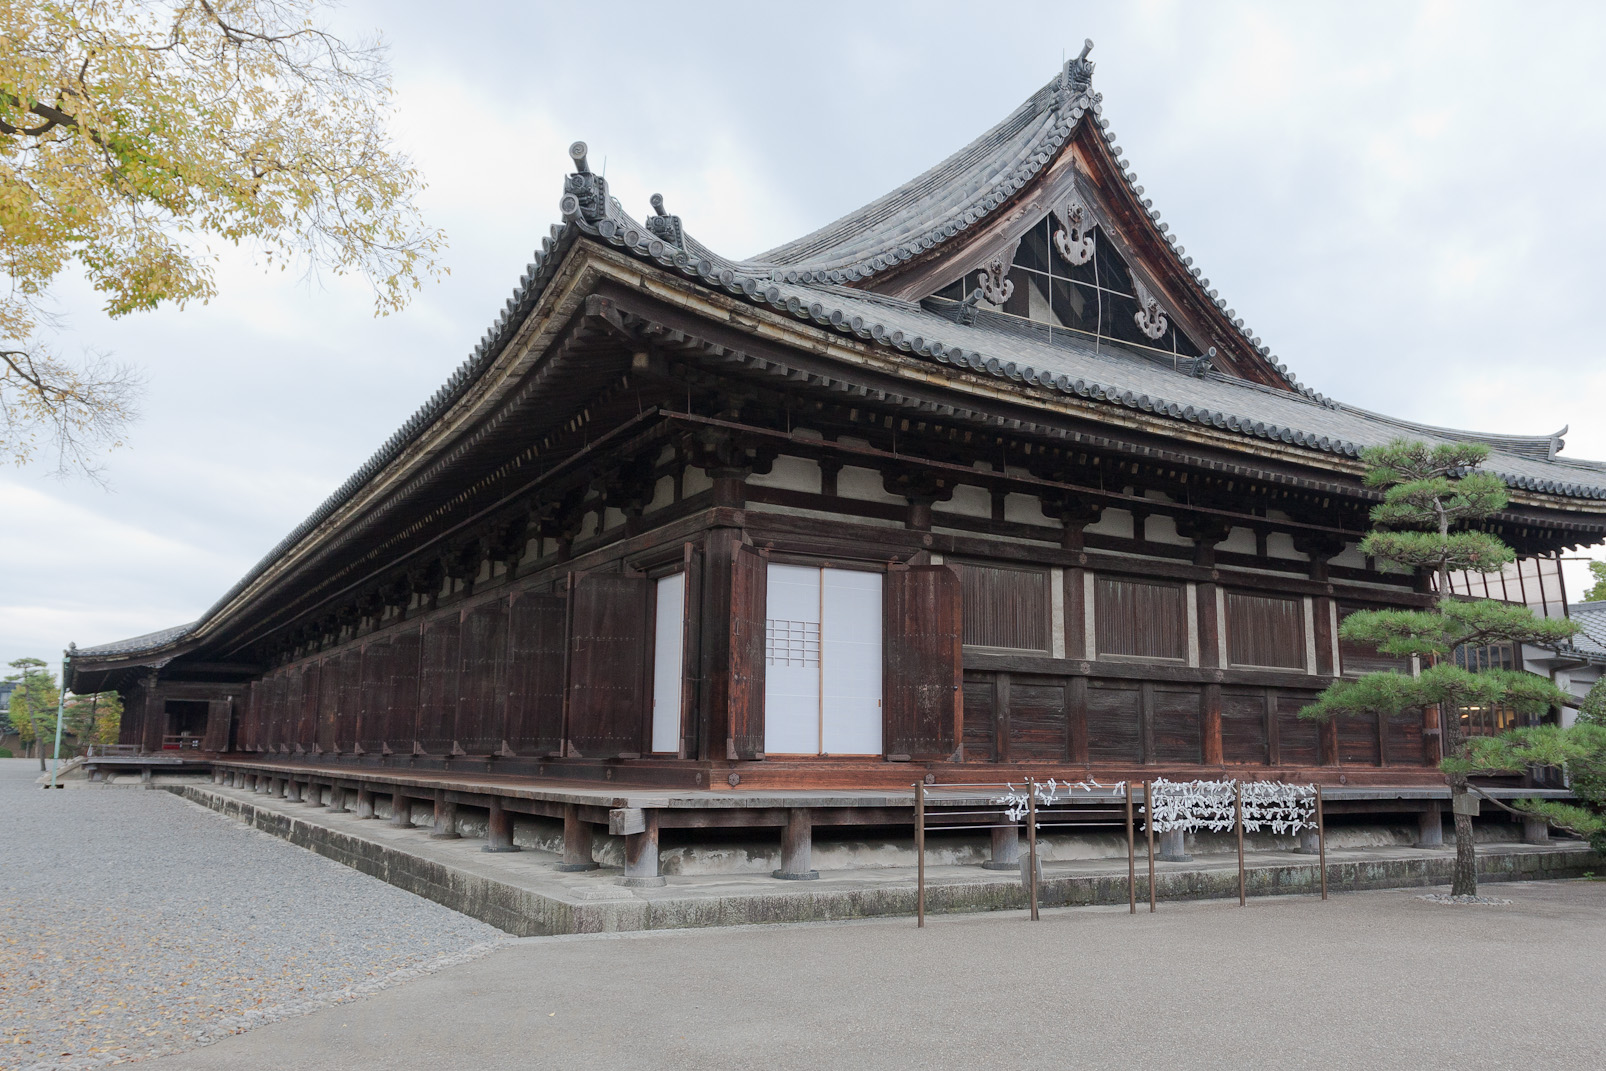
[49, 646, 70, 789]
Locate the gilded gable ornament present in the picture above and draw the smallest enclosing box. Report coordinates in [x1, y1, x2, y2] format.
[1132, 278, 1169, 340]
[1052, 194, 1095, 266]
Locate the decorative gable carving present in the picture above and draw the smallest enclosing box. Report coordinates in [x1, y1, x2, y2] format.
[1131, 278, 1170, 341]
[1051, 192, 1095, 266]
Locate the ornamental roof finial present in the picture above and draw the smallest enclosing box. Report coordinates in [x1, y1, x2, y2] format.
[1063, 39, 1095, 95]
[646, 193, 684, 249]
[559, 140, 610, 223]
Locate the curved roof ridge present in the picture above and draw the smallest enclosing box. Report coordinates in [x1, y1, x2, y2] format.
[1328, 401, 1575, 462]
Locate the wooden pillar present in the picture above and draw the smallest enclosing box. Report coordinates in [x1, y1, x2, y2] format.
[984, 822, 1021, 871]
[1417, 802, 1444, 847]
[285, 778, 302, 802]
[1522, 816, 1550, 845]
[140, 766, 152, 784]
[273, 777, 287, 798]
[389, 791, 413, 828]
[620, 810, 664, 887]
[212, 768, 225, 785]
[355, 784, 375, 819]
[328, 785, 348, 813]
[306, 780, 326, 806]
[1158, 829, 1191, 862]
[1265, 689, 1282, 767]
[430, 791, 460, 839]
[1066, 676, 1089, 765]
[1313, 596, 1335, 675]
[773, 809, 817, 880]
[994, 672, 1012, 765]
[556, 803, 597, 871]
[1296, 828, 1321, 854]
[1197, 581, 1220, 669]
[484, 797, 521, 853]
[696, 529, 738, 762]
[1138, 681, 1156, 765]
[1201, 684, 1223, 766]
[1320, 718, 1340, 767]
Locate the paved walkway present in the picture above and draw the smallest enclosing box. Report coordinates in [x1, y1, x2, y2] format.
[144, 878, 1606, 1071]
[0, 759, 503, 1071]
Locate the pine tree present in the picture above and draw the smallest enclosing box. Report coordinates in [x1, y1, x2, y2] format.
[1301, 441, 1576, 897]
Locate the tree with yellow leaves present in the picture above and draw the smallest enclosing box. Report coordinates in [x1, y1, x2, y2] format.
[2, 0, 444, 476]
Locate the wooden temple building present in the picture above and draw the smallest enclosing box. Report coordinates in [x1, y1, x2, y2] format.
[70, 45, 1606, 880]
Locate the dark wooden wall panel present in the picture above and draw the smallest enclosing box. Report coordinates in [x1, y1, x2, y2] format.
[336, 648, 362, 752]
[1275, 693, 1321, 766]
[1151, 686, 1202, 763]
[386, 627, 422, 752]
[884, 565, 963, 760]
[961, 676, 996, 762]
[358, 639, 392, 753]
[1220, 690, 1268, 764]
[1385, 713, 1424, 766]
[316, 655, 341, 752]
[1095, 577, 1186, 660]
[456, 600, 508, 755]
[1338, 714, 1381, 765]
[1227, 592, 1305, 669]
[294, 662, 318, 751]
[119, 680, 144, 748]
[203, 698, 233, 753]
[266, 672, 288, 751]
[568, 573, 651, 757]
[727, 548, 767, 760]
[1087, 681, 1141, 762]
[1009, 679, 1066, 762]
[1337, 604, 1412, 677]
[956, 562, 1049, 652]
[417, 614, 461, 755]
[506, 593, 566, 755]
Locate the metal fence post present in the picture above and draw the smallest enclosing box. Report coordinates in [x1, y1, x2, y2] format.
[915, 780, 926, 928]
[1026, 777, 1039, 921]
[1126, 783, 1136, 915]
[1235, 780, 1246, 907]
[1317, 784, 1328, 901]
[1144, 779, 1156, 913]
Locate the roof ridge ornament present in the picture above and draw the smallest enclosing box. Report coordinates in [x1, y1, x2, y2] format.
[1132, 278, 1170, 340]
[1061, 39, 1095, 97]
[559, 140, 610, 224]
[645, 193, 684, 249]
[1051, 191, 1095, 266]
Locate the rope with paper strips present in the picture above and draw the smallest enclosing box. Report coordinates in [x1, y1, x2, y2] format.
[1141, 778, 1318, 835]
[992, 779, 1128, 823]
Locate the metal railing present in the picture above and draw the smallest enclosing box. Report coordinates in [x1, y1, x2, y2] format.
[913, 777, 1328, 926]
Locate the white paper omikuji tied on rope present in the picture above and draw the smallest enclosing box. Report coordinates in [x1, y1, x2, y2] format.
[993, 779, 1128, 824]
[1239, 781, 1317, 834]
[1144, 779, 1237, 833]
[1142, 778, 1317, 834]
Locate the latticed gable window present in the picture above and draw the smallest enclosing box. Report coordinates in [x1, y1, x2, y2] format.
[932, 218, 1204, 361]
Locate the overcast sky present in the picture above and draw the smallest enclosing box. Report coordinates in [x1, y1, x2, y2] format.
[6, 0, 1606, 674]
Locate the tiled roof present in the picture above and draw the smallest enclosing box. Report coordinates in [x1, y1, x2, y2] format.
[1568, 602, 1606, 656]
[76, 50, 1606, 665]
[76, 623, 196, 658]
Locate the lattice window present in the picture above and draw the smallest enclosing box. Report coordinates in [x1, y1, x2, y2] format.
[766, 619, 820, 667]
[930, 217, 1204, 362]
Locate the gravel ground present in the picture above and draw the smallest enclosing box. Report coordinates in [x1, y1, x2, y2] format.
[0, 759, 503, 1071]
